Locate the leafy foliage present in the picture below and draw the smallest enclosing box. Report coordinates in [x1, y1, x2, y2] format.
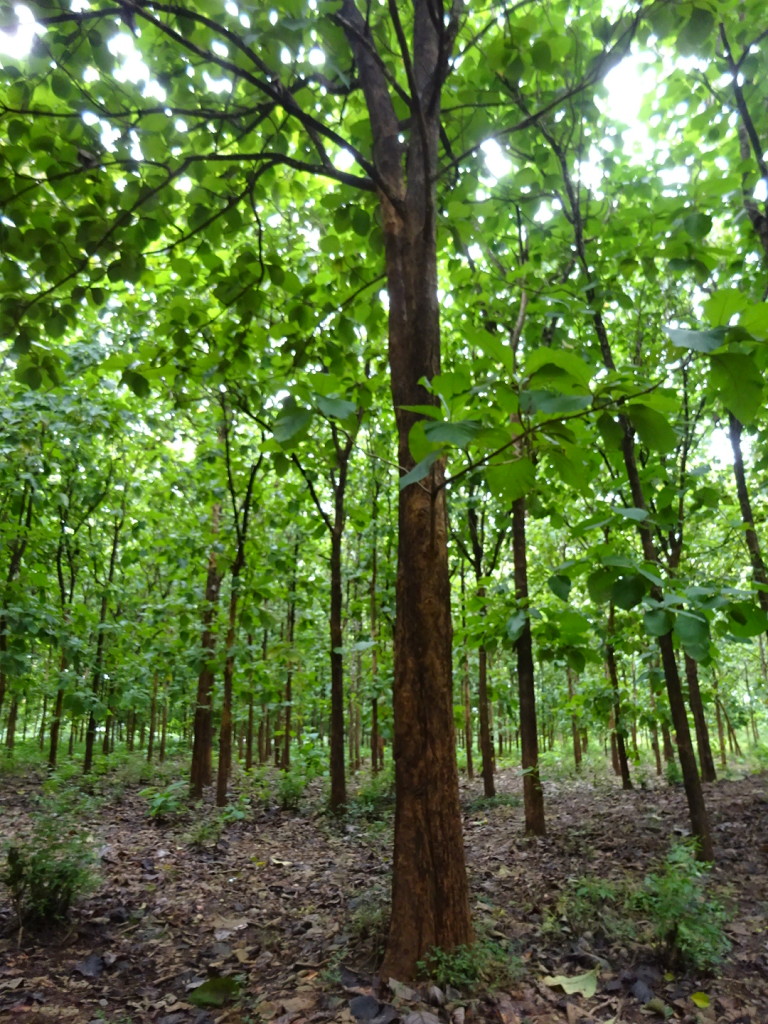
[636, 841, 730, 971]
[417, 936, 523, 994]
[1, 807, 96, 929]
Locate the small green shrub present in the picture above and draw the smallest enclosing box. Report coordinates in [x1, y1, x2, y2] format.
[664, 759, 683, 786]
[635, 841, 730, 971]
[1, 816, 96, 929]
[184, 813, 225, 849]
[277, 768, 306, 811]
[465, 792, 521, 814]
[139, 780, 188, 821]
[418, 937, 523, 994]
[244, 765, 274, 806]
[219, 792, 251, 823]
[550, 875, 634, 945]
[348, 766, 395, 821]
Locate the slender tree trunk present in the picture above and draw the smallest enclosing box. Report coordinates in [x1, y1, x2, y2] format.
[281, 571, 296, 772]
[684, 653, 716, 782]
[567, 667, 582, 770]
[606, 607, 632, 790]
[84, 510, 122, 775]
[728, 415, 768, 618]
[190, 503, 223, 798]
[159, 694, 168, 763]
[460, 565, 473, 778]
[147, 674, 158, 764]
[245, 693, 254, 772]
[513, 497, 545, 835]
[4, 698, 18, 749]
[478, 642, 495, 798]
[329, 526, 347, 808]
[371, 697, 379, 772]
[48, 663, 66, 771]
[216, 578, 240, 806]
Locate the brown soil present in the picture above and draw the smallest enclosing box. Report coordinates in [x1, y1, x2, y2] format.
[0, 763, 766, 1024]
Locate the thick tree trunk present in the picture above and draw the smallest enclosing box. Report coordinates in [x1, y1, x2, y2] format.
[512, 497, 545, 835]
[341, 0, 471, 978]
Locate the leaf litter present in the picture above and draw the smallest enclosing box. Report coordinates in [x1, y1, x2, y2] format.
[0, 766, 766, 1023]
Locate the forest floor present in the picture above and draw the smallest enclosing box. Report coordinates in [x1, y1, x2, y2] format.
[0, 757, 766, 1024]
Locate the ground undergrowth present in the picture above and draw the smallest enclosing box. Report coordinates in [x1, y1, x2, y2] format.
[0, 750, 766, 1024]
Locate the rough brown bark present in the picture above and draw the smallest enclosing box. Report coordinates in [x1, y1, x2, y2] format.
[566, 667, 582, 770]
[684, 653, 716, 783]
[728, 414, 768, 620]
[512, 497, 545, 836]
[339, 0, 471, 977]
[605, 607, 632, 790]
[190, 503, 223, 798]
[83, 509, 122, 775]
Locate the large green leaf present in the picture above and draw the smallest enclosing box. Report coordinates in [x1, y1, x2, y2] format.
[665, 326, 726, 353]
[626, 404, 677, 453]
[710, 352, 763, 425]
[399, 450, 442, 490]
[644, 608, 674, 637]
[485, 457, 535, 503]
[612, 574, 646, 610]
[725, 600, 768, 639]
[547, 574, 572, 602]
[674, 612, 710, 660]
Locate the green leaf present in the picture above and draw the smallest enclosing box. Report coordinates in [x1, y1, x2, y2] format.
[676, 6, 715, 54]
[725, 600, 768, 638]
[596, 412, 624, 449]
[485, 457, 535, 503]
[682, 211, 712, 240]
[702, 289, 748, 327]
[612, 574, 646, 610]
[739, 302, 768, 340]
[423, 419, 482, 446]
[644, 608, 674, 637]
[315, 394, 357, 420]
[399, 450, 441, 490]
[530, 40, 553, 70]
[121, 369, 150, 398]
[520, 390, 591, 415]
[587, 567, 616, 605]
[616, 507, 649, 522]
[525, 348, 593, 389]
[710, 352, 763, 425]
[273, 407, 313, 444]
[691, 992, 710, 1009]
[627, 404, 677, 453]
[547, 574, 572, 602]
[188, 976, 240, 1008]
[665, 326, 726, 353]
[674, 611, 710, 660]
[542, 969, 597, 998]
[505, 610, 527, 643]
